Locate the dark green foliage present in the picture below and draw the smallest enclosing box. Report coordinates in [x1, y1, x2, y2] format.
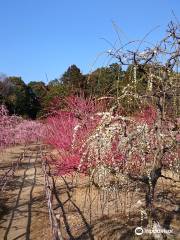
[0, 77, 43, 118]
[27, 81, 48, 117]
[86, 63, 124, 97]
[1, 61, 178, 118]
[43, 81, 69, 113]
[5, 77, 29, 116]
[25, 86, 41, 119]
[60, 64, 86, 95]
[28, 81, 47, 100]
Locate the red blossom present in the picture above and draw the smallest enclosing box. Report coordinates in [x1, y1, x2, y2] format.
[135, 106, 157, 125]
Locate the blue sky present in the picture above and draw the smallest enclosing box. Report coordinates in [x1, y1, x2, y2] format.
[0, 0, 180, 83]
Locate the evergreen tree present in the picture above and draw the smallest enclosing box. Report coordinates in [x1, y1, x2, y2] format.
[61, 64, 86, 94]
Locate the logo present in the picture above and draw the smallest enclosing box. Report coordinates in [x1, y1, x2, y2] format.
[135, 225, 173, 236]
[135, 227, 144, 235]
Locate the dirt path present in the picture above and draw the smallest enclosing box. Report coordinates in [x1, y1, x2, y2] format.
[1, 144, 179, 239]
[0, 144, 51, 240]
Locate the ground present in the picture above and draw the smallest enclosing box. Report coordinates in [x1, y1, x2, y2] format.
[0, 144, 179, 240]
[0, 144, 51, 240]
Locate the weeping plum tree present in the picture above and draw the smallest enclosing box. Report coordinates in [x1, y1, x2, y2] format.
[106, 21, 180, 210]
[44, 22, 179, 237]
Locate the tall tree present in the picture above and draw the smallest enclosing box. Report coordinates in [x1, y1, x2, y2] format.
[43, 80, 69, 112]
[28, 81, 47, 100]
[27, 81, 48, 118]
[87, 63, 123, 97]
[5, 77, 29, 116]
[61, 65, 86, 95]
[0, 74, 14, 104]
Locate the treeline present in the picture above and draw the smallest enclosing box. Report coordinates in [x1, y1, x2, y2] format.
[0, 62, 179, 118]
[0, 63, 123, 118]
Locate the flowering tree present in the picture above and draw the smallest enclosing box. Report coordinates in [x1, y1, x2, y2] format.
[13, 120, 45, 145]
[0, 105, 21, 149]
[0, 105, 45, 150]
[45, 23, 180, 235]
[45, 96, 102, 175]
